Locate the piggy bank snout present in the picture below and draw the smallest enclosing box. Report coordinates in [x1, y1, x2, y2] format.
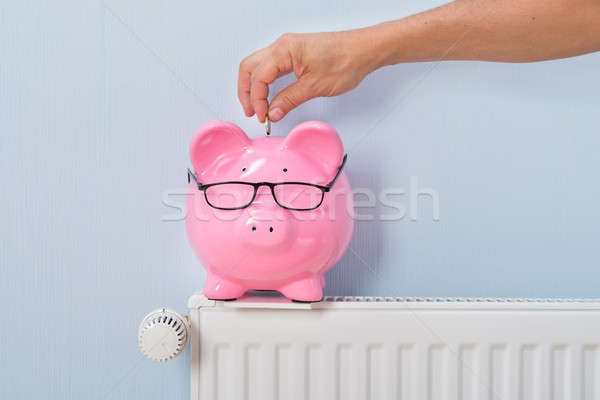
[236, 209, 292, 249]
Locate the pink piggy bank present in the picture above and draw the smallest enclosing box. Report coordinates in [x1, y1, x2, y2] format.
[186, 120, 354, 302]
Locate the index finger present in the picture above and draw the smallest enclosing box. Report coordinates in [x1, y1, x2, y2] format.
[237, 52, 262, 117]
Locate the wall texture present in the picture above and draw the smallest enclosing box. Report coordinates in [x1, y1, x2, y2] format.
[1, 0, 599, 398]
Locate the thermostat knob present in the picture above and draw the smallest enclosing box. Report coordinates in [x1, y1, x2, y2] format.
[138, 308, 189, 362]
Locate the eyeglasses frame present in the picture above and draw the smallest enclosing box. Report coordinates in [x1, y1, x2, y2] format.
[187, 154, 348, 211]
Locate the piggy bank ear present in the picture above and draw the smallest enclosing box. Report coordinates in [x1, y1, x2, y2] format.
[190, 121, 250, 175]
[281, 121, 344, 176]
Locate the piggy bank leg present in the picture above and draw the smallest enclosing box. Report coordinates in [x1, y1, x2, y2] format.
[279, 277, 323, 302]
[203, 273, 246, 301]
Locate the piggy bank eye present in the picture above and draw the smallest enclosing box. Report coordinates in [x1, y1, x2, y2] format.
[283, 168, 288, 173]
[242, 167, 246, 172]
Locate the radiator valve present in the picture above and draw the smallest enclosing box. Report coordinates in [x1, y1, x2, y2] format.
[138, 308, 189, 362]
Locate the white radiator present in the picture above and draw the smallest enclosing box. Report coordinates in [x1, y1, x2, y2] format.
[188, 294, 600, 400]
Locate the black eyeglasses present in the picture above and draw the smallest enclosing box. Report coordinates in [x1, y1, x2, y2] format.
[187, 154, 347, 211]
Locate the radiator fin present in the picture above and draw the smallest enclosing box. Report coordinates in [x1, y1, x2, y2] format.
[397, 345, 414, 400]
[244, 344, 260, 400]
[520, 345, 539, 400]
[583, 345, 599, 400]
[306, 345, 322, 400]
[335, 344, 352, 400]
[428, 345, 448, 400]
[551, 345, 569, 400]
[367, 344, 384, 400]
[490, 344, 507, 400]
[275, 344, 291, 400]
[458, 344, 477, 400]
[214, 344, 230, 400]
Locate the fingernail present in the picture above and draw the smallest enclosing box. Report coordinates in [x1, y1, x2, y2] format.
[269, 108, 284, 122]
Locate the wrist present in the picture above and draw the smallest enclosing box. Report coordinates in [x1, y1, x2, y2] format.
[347, 26, 392, 73]
[356, 17, 445, 69]
[363, 21, 411, 69]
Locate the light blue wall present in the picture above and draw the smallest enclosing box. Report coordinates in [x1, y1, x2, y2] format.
[1, 0, 599, 398]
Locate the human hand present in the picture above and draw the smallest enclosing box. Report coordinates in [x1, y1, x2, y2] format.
[238, 30, 382, 123]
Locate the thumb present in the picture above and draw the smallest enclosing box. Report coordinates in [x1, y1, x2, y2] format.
[268, 79, 315, 122]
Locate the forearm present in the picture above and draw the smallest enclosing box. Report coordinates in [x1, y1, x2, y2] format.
[361, 0, 600, 67]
